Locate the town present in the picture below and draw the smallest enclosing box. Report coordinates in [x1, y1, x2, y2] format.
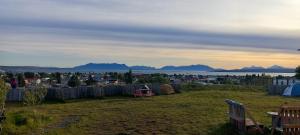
[1, 67, 300, 134]
[2, 70, 299, 88]
[1, 69, 300, 102]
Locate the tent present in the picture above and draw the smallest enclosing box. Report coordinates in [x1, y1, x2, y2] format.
[283, 83, 300, 96]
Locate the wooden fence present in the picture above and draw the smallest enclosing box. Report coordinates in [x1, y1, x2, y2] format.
[6, 84, 181, 101]
[6, 88, 25, 102]
[267, 85, 287, 95]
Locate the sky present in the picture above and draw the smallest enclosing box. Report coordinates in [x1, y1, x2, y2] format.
[0, 0, 300, 69]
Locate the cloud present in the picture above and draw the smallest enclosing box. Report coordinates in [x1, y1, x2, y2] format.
[0, 0, 300, 68]
[1, 20, 299, 54]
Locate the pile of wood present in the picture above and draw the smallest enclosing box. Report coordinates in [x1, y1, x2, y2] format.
[160, 84, 175, 95]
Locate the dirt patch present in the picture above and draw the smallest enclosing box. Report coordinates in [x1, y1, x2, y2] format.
[53, 115, 81, 128]
[41, 114, 84, 134]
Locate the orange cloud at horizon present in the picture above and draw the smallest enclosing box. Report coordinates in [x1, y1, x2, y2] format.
[1, 40, 299, 69]
[150, 48, 299, 69]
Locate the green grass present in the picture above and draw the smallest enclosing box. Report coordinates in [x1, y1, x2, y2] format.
[3, 89, 300, 135]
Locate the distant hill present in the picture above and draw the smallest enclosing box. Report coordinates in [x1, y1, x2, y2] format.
[74, 63, 157, 71]
[130, 66, 156, 70]
[0, 66, 71, 73]
[160, 64, 214, 71]
[0, 63, 159, 72]
[74, 63, 129, 70]
[241, 65, 265, 70]
[74, 63, 215, 71]
[0, 63, 295, 73]
[268, 65, 286, 70]
[217, 65, 295, 73]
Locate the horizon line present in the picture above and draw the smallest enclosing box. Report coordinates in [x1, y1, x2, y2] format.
[0, 62, 297, 70]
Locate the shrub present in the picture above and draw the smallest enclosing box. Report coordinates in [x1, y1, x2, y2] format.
[0, 79, 9, 133]
[124, 70, 133, 84]
[0, 79, 9, 112]
[172, 84, 182, 93]
[68, 75, 80, 87]
[24, 72, 35, 79]
[296, 66, 300, 79]
[23, 85, 47, 106]
[55, 72, 62, 84]
[17, 73, 25, 87]
[150, 74, 170, 84]
[86, 74, 96, 86]
[2, 110, 51, 134]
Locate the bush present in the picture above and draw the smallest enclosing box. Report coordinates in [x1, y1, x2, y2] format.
[86, 75, 96, 86]
[0, 79, 9, 133]
[124, 70, 133, 84]
[17, 73, 25, 87]
[0, 79, 9, 112]
[2, 110, 51, 134]
[172, 84, 182, 93]
[23, 85, 47, 106]
[150, 74, 170, 84]
[296, 66, 300, 79]
[68, 75, 80, 87]
[55, 72, 62, 84]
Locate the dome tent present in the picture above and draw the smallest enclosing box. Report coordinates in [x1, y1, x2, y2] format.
[283, 83, 300, 96]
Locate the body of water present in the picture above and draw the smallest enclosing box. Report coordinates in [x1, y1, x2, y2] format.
[132, 70, 295, 77]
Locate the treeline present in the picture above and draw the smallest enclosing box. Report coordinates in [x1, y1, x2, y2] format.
[239, 74, 272, 86]
[0, 70, 171, 88]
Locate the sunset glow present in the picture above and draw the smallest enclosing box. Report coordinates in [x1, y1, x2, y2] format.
[0, 0, 300, 68]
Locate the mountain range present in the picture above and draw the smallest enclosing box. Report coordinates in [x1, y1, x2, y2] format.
[160, 65, 214, 71]
[216, 65, 295, 73]
[0, 63, 295, 73]
[74, 63, 223, 72]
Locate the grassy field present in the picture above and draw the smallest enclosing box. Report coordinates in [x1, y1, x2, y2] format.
[3, 88, 300, 135]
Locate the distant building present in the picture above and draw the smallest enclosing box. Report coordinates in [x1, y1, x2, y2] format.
[170, 78, 182, 84]
[106, 79, 118, 84]
[273, 77, 299, 86]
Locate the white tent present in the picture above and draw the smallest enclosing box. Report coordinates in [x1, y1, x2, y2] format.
[283, 83, 300, 96]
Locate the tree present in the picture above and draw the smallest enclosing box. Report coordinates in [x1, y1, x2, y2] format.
[117, 73, 124, 82]
[38, 72, 47, 78]
[23, 84, 47, 106]
[109, 72, 118, 79]
[124, 69, 133, 84]
[55, 72, 62, 84]
[68, 75, 81, 87]
[24, 72, 35, 79]
[6, 72, 14, 80]
[150, 74, 170, 84]
[0, 79, 8, 132]
[296, 66, 300, 79]
[17, 73, 25, 87]
[86, 74, 96, 86]
[0, 79, 9, 111]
